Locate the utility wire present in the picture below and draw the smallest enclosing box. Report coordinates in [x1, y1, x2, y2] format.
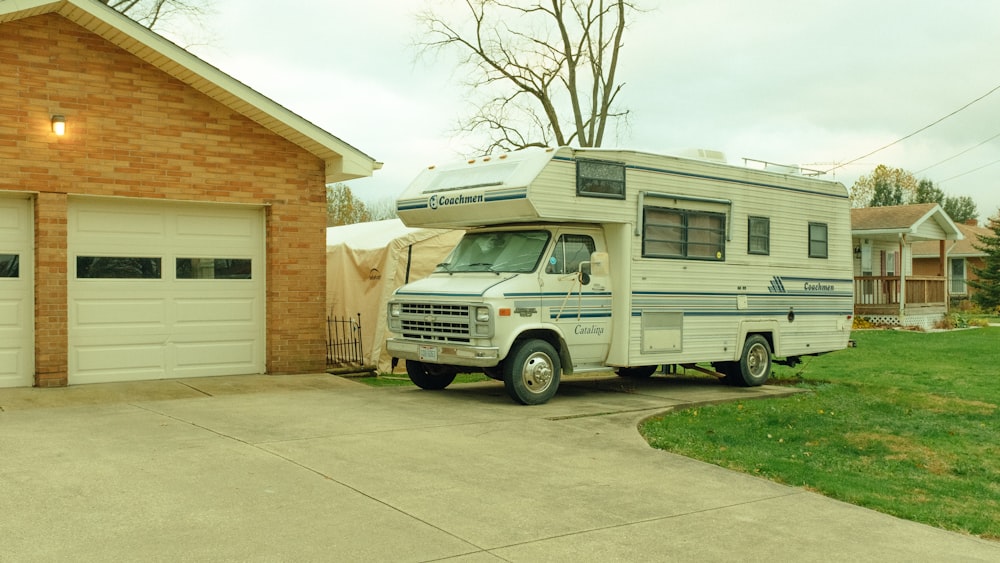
[938, 156, 1000, 183]
[827, 82, 1000, 173]
[916, 130, 1000, 174]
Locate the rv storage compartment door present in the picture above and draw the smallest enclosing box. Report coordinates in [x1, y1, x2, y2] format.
[641, 312, 682, 353]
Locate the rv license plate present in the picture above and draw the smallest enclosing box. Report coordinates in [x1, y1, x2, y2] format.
[419, 346, 438, 362]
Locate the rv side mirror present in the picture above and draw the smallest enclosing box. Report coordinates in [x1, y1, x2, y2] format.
[590, 251, 610, 276]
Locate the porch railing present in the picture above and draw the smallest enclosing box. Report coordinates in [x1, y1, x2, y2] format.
[853, 276, 947, 315]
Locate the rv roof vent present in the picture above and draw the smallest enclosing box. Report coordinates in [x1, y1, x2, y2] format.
[674, 148, 727, 164]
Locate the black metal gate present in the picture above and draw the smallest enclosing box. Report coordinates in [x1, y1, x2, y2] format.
[326, 313, 364, 367]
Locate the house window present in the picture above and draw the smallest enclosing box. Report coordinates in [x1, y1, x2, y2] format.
[577, 159, 625, 199]
[546, 234, 596, 274]
[950, 258, 967, 295]
[808, 222, 828, 258]
[643, 207, 726, 260]
[0, 254, 18, 278]
[748, 216, 770, 255]
[177, 258, 252, 279]
[885, 251, 896, 276]
[77, 256, 161, 279]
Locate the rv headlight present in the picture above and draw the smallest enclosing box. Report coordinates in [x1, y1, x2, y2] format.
[476, 306, 491, 322]
[389, 303, 402, 317]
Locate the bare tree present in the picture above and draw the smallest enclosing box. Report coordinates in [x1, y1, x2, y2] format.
[418, 0, 637, 153]
[364, 197, 400, 221]
[98, 0, 210, 30]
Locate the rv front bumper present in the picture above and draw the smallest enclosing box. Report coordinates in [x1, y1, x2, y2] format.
[386, 338, 500, 367]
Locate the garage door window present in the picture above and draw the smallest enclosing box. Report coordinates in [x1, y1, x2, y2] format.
[0, 254, 18, 277]
[176, 258, 252, 279]
[77, 256, 162, 279]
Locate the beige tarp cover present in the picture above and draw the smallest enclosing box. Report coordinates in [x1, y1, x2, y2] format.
[326, 219, 463, 373]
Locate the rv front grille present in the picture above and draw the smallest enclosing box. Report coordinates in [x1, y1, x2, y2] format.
[398, 302, 473, 343]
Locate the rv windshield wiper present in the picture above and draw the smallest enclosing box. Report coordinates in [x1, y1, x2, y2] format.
[466, 263, 500, 273]
[436, 262, 452, 273]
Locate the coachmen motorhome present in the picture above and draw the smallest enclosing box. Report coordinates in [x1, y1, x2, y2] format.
[387, 147, 854, 404]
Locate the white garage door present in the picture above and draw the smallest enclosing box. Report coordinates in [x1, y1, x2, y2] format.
[0, 196, 34, 388]
[68, 198, 265, 384]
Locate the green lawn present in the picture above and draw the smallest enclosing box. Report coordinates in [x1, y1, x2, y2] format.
[640, 328, 1000, 540]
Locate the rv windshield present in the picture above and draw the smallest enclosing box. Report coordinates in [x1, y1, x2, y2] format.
[436, 230, 551, 274]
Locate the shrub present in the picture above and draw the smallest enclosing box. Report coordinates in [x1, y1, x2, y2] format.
[852, 316, 876, 330]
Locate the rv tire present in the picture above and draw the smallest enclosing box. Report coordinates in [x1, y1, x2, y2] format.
[712, 361, 741, 384]
[733, 335, 772, 387]
[503, 339, 561, 405]
[406, 360, 457, 390]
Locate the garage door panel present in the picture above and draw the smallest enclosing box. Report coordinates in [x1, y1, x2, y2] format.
[175, 340, 256, 369]
[0, 206, 25, 231]
[74, 298, 167, 328]
[175, 213, 257, 240]
[69, 199, 264, 384]
[0, 299, 22, 327]
[74, 344, 167, 381]
[0, 197, 32, 388]
[174, 297, 256, 324]
[0, 349, 22, 377]
[76, 208, 165, 236]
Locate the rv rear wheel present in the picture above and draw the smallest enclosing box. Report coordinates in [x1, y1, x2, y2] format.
[503, 339, 561, 405]
[733, 335, 772, 387]
[406, 360, 457, 390]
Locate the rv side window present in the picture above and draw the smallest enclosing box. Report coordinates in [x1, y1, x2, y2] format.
[748, 216, 770, 255]
[576, 159, 625, 199]
[808, 222, 828, 258]
[546, 235, 597, 274]
[642, 207, 725, 261]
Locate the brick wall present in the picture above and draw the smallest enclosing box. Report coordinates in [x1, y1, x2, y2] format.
[34, 192, 68, 387]
[1, 14, 330, 383]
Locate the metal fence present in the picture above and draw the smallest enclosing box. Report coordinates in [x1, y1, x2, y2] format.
[326, 313, 364, 367]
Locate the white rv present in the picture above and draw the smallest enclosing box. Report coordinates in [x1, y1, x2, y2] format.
[387, 147, 853, 404]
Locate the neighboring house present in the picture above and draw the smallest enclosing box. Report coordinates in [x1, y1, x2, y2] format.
[913, 220, 991, 302]
[0, 0, 379, 388]
[850, 203, 962, 328]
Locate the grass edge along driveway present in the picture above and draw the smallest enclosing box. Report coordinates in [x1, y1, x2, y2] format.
[641, 328, 1000, 541]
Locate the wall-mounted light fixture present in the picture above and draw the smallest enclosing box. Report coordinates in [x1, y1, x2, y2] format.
[51, 114, 66, 136]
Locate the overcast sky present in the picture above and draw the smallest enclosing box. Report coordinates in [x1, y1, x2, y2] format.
[168, 0, 1000, 222]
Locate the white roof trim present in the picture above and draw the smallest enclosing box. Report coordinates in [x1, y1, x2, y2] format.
[910, 204, 963, 241]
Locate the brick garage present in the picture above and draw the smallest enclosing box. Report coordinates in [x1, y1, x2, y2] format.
[0, 1, 377, 387]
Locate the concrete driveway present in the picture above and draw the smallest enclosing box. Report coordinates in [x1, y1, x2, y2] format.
[2, 373, 997, 562]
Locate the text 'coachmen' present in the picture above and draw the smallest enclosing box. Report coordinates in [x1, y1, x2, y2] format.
[429, 193, 485, 209]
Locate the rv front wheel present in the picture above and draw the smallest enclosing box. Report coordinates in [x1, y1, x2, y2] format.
[734, 335, 772, 387]
[406, 360, 457, 390]
[503, 339, 561, 405]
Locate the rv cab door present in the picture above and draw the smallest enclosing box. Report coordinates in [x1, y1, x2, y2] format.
[539, 229, 612, 367]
